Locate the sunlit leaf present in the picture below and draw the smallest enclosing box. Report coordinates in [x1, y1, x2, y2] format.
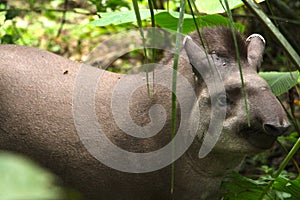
[259, 71, 299, 96]
[194, 0, 265, 14]
[91, 9, 163, 26]
[90, 10, 244, 32]
[0, 152, 63, 200]
[0, 11, 6, 25]
[155, 12, 244, 33]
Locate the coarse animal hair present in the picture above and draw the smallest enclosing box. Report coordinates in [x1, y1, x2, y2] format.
[190, 26, 248, 60]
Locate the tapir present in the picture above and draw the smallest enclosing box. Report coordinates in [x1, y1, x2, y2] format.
[0, 27, 290, 199]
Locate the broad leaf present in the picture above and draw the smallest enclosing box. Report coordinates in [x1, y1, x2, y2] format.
[90, 9, 163, 26]
[259, 71, 299, 96]
[0, 11, 5, 25]
[273, 176, 300, 200]
[222, 172, 300, 200]
[155, 12, 244, 33]
[91, 9, 244, 33]
[221, 172, 267, 200]
[0, 152, 63, 200]
[194, 0, 265, 14]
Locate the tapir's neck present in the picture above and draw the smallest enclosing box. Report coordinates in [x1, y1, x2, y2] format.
[172, 139, 245, 199]
[179, 139, 245, 177]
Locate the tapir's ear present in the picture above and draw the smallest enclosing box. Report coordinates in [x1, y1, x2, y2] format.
[246, 34, 265, 70]
[183, 36, 210, 79]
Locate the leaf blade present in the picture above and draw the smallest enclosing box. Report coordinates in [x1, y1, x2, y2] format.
[259, 71, 299, 96]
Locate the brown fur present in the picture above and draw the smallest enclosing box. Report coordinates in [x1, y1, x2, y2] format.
[190, 27, 248, 60]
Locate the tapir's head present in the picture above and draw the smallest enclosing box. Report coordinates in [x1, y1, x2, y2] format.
[184, 27, 290, 153]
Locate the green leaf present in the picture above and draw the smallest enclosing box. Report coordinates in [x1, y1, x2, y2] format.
[259, 71, 299, 96]
[90, 9, 163, 26]
[5, 9, 19, 20]
[273, 176, 300, 200]
[0, 152, 63, 200]
[155, 12, 244, 34]
[222, 172, 300, 200]
[194, 0, 264, 14]
[0, 11, 5, 25]
[221, 172, 267, 200]
[90, 10, 244, 32]
[73, 8, 91, 14]
[154, 11, 196, 34]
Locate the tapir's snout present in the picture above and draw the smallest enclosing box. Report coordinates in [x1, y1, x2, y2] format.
[244, 120, 290, 150]
[245, 87, 291, 149]
[263, 121, 290, 137]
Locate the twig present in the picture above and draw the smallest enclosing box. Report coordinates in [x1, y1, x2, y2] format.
[271, 0, 300, 20]
[0, 8, 97, 15]
[56, 0, 68, 38]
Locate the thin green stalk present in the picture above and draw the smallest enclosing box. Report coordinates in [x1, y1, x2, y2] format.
[265, 0, 279, 27]
[171, 0, 186, 194]
[275, 139, 300, 177]
[132, 0, 150, 96]
[148, 0, 156, 91]
[186, 0, 201, 44]
[186, 0, 212, 68]
[220, 0, 251, 127]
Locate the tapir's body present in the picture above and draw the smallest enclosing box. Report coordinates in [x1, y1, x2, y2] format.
[0, 27, 290, 199]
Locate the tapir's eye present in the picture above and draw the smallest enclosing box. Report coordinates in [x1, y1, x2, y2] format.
[217, 94, 227, 107]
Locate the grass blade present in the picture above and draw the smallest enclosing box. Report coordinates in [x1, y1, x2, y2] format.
[132, 0, 150, 95]
[171, 0, 186, 194]
[220, 0, 251, 127]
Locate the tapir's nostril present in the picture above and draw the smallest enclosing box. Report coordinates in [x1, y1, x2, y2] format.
[263, 122, 290, 137]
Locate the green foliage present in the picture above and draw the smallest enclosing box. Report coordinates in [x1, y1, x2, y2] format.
[259, 71, 299, 96]
[193, 0, 265, 14]
[222, 171, 300, 200]
[222, 172, 267, 200]
[273, 176, 300, 200]
[93, 9, 149, 27]
[88, 0, 130, 12]
[91, 9, 244, 33]
[0, 152, 63, 200]
[0, 2, 109, 59]
[194, 0, 244, 14]
[90, 9, 161, 26]
[278, 131, 299, 144]
[155, 12, 244, 33]
[4, 9, 19, 20]
[0, 10, 20, 44]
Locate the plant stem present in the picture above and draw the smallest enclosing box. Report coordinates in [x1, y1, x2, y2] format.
[221, 0, 251, 127]
[171, 0, 186, 194]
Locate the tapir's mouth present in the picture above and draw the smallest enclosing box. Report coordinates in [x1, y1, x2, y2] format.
[240, 126, 277, 149]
